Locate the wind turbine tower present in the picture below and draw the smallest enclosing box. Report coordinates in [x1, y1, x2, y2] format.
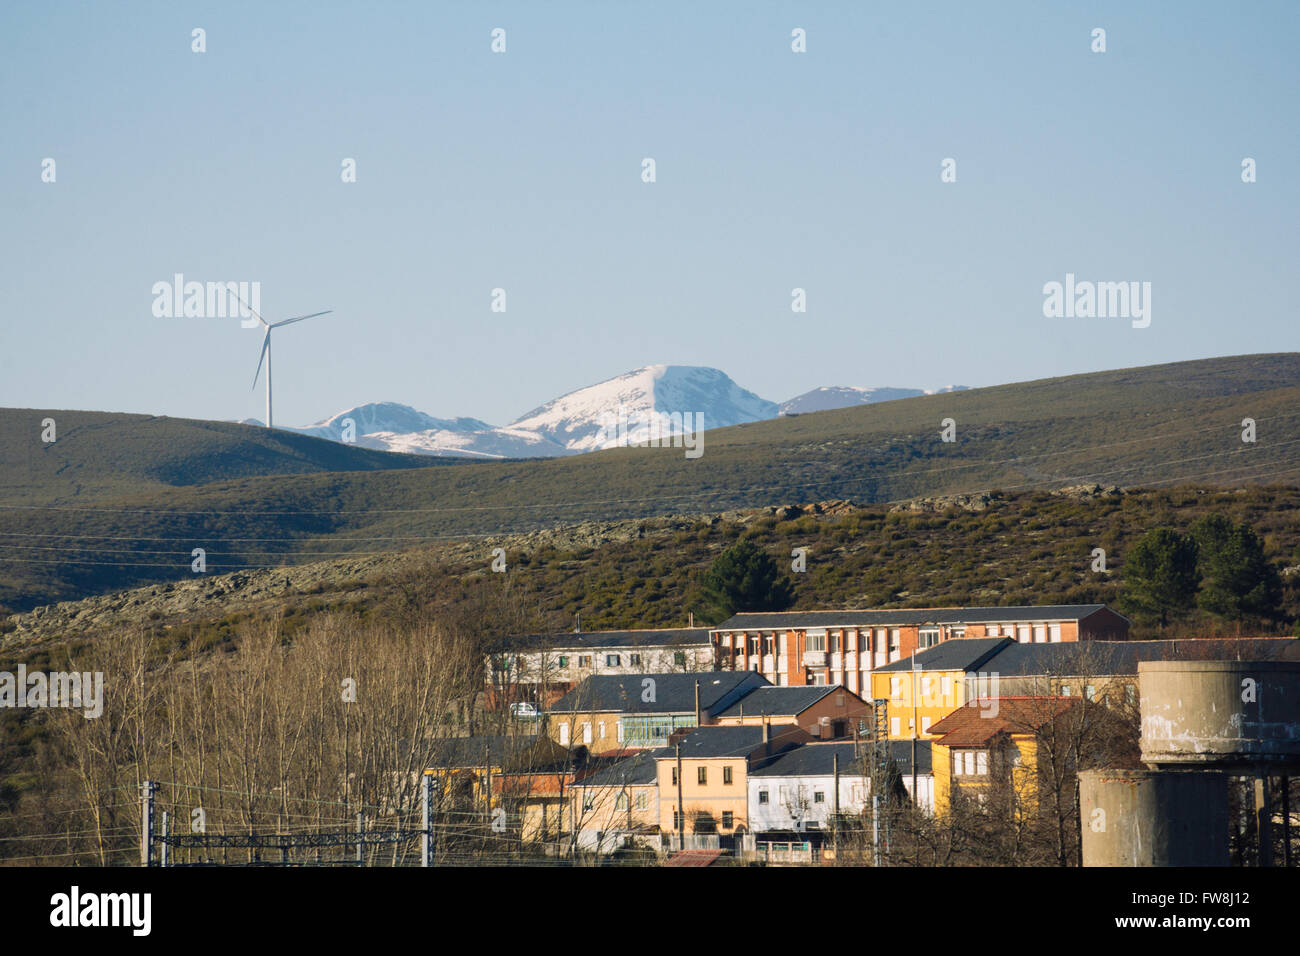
[247, 305, 331, 429]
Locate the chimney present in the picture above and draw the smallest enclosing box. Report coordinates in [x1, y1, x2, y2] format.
[689, 611, 695, 628]
[763, 717, 771, 757]
[694, 680, 702, 727]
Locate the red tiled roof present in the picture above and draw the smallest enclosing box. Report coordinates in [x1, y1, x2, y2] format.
[664, 849, 724, 867]
[928, 697, 1078, 747]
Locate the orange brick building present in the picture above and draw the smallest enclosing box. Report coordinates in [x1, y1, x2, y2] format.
[710, 604, 1130, 694]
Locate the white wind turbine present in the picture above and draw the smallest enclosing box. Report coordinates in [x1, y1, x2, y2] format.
[244, 301, 331, 430]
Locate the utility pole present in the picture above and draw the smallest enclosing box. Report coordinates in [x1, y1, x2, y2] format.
[140, 780, 157, 867]
[832, 752, 840, 858]
[911, 657, 919, 809]
[676, 741, 685, 852]
[421, 772, 432, 868]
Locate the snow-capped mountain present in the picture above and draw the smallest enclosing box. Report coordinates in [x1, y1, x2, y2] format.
[284, 402, 565, 459]
[779, 385, 968, 416]
[269, 369, 966, 460]
[508, 365, 778, 452]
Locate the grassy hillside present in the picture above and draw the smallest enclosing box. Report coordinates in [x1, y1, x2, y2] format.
[4, 485, 1299, 660]
[1, 354, 1296, 611]
[0, 408, 450, 506]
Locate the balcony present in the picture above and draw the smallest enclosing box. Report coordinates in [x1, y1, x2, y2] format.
[802, 649, 827, 667]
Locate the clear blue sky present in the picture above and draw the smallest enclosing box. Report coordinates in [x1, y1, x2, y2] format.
[2, 1, 1296, 427]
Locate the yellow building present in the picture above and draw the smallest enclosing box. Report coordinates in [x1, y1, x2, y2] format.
[926, 697, 1078, 815]
[869, 638, 1010, 740]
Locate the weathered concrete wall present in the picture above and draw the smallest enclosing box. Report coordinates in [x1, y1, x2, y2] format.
[1079, 769, 1229, 867]
[1139, 661, 1300, 769]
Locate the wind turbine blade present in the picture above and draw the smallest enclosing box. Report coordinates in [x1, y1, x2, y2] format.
[271, 310, 332, 329]
[251, 330, 271, 389]
[231, 289, 269, 328]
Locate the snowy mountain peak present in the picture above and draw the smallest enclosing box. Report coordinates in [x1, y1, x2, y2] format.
[296, 402, 493, 440]
[261, 368, 968, 460]
[509, 365, 778, 452]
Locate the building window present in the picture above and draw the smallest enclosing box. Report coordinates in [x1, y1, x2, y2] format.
[582, 722, 592, 744]
[673, 809, 680, 829]
[836, 693, 845, 707]
[1125, 684, 1137, 705]
[950, 626, 966, 639]
[606, 654, 620, 666]
[615, 793, 628, 811]
[976, 751, 988, 775]
[616, 722, 624, 743]
[1049, 623, 1061, 643]
[671, 767, 677, 785]
[630, 653, 641, 665]
[940, 675, 952, 697]
[918, 627, 941, 649]
[890, 717, 900, 737]
[583, 794, 594, 811]
[921, 716, 931, 734]
[598, 722, 606, 739]
[635, 793, 647, 811]
[723, 766, 733, 785]
[807, 633, 826, 652]
[814, 791, 825, 804]
[722, 811, 734, 829]
[889, 629, 901, 661]
[580, 655, 592, 667]
[558, 656, 568, 667]
[559, 723, 570, 746]
[1085, 684, 1096, 701]
[674, 652, 686, 666]
[1061, 684, 1072, 697]
[890, 677, 902, 700]
[697, 767, 708, 785]
[1033, 624, 1047, 644]
[758, 789, 769, 804]
[1016, 624, 1030, 643]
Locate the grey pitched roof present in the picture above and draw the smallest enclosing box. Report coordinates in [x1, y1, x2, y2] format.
[984, 637, 1300, 677]
[715, 685, 838, 718]
[494, 627, 712, 652]
[575, 751, 659, 788]
[750, 740, 932, 777]
[650, 724, 804, 759]
[426, 735, 540, 768]
[873, 637, 1013, 673]
[716, 604, 1117, 630]
[550, 671, 769, 716]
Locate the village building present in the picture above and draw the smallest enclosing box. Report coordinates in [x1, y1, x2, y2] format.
[487, 627, 714, 707]
[546, 670, 769, 754]
[711, 604, 1131, 693]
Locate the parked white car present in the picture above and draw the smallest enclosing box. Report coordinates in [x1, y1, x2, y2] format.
[509, 702, 540, 720]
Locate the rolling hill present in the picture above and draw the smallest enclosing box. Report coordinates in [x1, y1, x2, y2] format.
[0, 353, 1296, 611]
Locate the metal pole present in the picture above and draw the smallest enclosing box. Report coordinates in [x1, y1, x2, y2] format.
[140, 780, 156, 867]
[160, 811, 169, 868]
[676, 742, 685, 852]
[1283, 775, 1292, 868]
[355, 811, 364, 866]
[1256, 774, 1273, 867]
[421, 773, 432, 868]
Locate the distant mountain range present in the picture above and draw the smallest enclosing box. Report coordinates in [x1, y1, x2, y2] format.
[258, 365, 968, 459]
